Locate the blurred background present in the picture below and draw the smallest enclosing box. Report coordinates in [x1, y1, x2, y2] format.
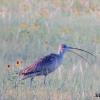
[0, 0, 100, 100]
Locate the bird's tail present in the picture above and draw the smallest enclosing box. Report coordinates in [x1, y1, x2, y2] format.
[14, 67, 25, 76]
[19, 70, 25, 76]
[15, 70, 23, 75]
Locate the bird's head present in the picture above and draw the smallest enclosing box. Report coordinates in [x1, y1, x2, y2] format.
[58, 44, 71, 54]
[58, 44, 96, 61]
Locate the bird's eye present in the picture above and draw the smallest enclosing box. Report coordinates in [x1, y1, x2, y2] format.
[63, 45, 66, 48]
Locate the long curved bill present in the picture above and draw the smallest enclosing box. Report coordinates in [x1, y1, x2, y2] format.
[69, 50, 91, 65]
[68, 46, 96, 58]
[67, 46, 96, 64]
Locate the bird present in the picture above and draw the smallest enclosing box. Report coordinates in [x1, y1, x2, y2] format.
[15, 44, 96, 87]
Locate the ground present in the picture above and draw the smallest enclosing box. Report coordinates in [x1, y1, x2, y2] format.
[0, 0, 100, 100]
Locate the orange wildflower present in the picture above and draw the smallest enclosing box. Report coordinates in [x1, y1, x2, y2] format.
[16, 60, 23, 67]
[52, 0, 62, 7]
[40, 8, 50, 18]
[31, 23, 40, 31]
[61, 27, 73, 34]
[20, 22, 29, 29]
[7, 64, 11, 69]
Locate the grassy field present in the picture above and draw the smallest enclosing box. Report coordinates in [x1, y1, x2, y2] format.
[0, 0, 100, 100]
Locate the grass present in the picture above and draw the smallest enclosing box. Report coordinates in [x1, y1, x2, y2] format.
[0, 0, 100, 100]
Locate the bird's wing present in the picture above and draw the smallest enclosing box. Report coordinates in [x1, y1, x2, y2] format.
[19, 58, 43, 76]
[40, 53, 57, 66]
[19, 53, 57, 76]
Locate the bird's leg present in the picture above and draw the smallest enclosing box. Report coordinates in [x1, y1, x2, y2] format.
[44, 75, 47, 85]
[30, 77, 34, 88]
[14, 77, 21, 88]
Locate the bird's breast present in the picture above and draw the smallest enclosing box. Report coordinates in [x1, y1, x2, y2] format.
[44, 56, 63, 73]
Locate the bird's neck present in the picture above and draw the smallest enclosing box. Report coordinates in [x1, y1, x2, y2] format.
[58, 50, 65, 58]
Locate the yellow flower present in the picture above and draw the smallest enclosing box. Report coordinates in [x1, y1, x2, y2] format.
[20, 2, 31, 12]
[6, 64, 12, 72]
[94, 36, 100, 44]
[52, 0, 62, 7]
[7, 64, 11, 68]
[6, 64, 11, 71]
[23, 4, 30, 12]
[16, 60, 23, 67]
[20, 22, 29, 29]
[61, 27, 73, 34]
[90, 5, 96, 12]
[73, 9, 80, 16]
[40, 8, 50, 18]
[31, 23, 40, 31]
